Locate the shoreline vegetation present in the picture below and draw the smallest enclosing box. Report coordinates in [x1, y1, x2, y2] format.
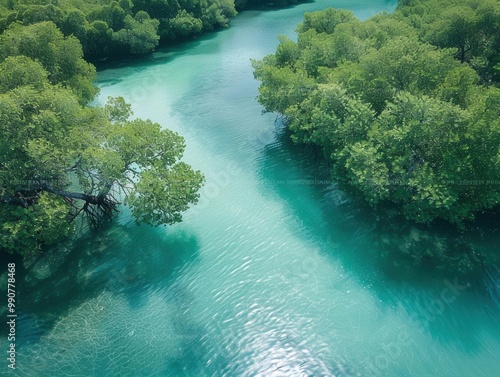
[0, 0, 309, 62]
[0, 0, 498, 275]
[0, 0, 307, 256]
[253, 0, 500, 226]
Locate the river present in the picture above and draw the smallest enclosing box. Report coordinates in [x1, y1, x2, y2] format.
[10, 0, 500, 376]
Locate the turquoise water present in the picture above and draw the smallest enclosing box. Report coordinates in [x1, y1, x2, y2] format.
[6, 1, 500, 376]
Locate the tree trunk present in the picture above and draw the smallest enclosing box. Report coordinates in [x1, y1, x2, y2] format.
[42, 184, 104, 205]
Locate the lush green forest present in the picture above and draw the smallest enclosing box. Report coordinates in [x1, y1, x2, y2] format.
[0, 22, 204, 255]
[1, 0, 499, 255]
[253, 0, 500, 225]
[0, 0, 308, 255]
[0, 0, 304, 61]
[0, 0, 232, 60]
[0, 0, 304, 255]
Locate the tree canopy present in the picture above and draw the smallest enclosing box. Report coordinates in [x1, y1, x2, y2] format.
[0, 21, 204, 255]
[0, 0, 309, 61]
[0, 0, 310, 255]
[253, 2, 500, 225]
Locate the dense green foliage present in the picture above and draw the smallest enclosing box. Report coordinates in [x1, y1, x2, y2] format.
[397, 0, 500, 81]
[0, 0, 306, 61]
[0, 0, 310, 255]
[0, 0, 233, 59]
[0, 19, 204, 255]
[253, 2, 500, 225]
[0, 0, 163, 59]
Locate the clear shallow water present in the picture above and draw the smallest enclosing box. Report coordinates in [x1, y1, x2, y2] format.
[4, 1, 500, 376]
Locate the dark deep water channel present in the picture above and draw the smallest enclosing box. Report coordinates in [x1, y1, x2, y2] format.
[5, 1, 500, 376]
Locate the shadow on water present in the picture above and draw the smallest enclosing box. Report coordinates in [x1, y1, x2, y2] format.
[237, 0, 315, 13]
[95, 31, 222, 76]
[258, 124, 500, 352]
[1, 221, 200, 349]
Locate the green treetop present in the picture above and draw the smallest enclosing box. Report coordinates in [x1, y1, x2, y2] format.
[0, 24, 204, 255]
[253, 5, 500, 225]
